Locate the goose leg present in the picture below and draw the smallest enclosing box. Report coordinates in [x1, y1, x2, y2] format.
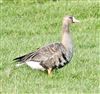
[47, 68, 52, 75]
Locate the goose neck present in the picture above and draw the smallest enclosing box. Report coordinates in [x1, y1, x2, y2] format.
[62, 23, 69, 33]
[61, 23, 72, 49]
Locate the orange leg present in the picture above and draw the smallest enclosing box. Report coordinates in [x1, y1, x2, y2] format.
[47, 68, 52, 75]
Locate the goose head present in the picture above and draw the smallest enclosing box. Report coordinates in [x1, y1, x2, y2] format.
[63, 16, 80, 25]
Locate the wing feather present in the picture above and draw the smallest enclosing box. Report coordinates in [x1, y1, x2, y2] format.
[40, 49, 67, 69]
[14, 43, 66, 63]
[31, 43, 66, 62]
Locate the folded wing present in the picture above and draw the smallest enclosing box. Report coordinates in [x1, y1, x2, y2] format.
[14, 43, 69, 69]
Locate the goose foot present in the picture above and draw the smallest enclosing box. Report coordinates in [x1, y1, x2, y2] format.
[47, 68, 52, 75]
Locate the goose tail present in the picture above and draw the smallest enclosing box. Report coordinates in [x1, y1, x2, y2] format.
[13, 55, 25, 62]
[13, 55, 26, 67]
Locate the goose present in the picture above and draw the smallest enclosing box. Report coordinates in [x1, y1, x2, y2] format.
[14, 16, 79, 75]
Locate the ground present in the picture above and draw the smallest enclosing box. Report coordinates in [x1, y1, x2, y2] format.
[0, 0, 99, 94]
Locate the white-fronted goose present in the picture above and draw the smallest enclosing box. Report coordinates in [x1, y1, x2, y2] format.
[14, 16, 79, 75]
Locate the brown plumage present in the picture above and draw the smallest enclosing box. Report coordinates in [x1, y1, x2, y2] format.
[14, 16, 79, 75]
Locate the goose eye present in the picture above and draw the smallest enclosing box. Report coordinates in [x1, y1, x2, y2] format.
[69, 16, 73, 20]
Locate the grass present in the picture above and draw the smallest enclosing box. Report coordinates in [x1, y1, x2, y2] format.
[0, 0, 100, 94]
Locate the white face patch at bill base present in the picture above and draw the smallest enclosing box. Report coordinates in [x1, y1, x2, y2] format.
[72, 17, 80, 23]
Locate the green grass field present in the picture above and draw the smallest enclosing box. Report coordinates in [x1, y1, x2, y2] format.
[0, 0, 100, 94]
